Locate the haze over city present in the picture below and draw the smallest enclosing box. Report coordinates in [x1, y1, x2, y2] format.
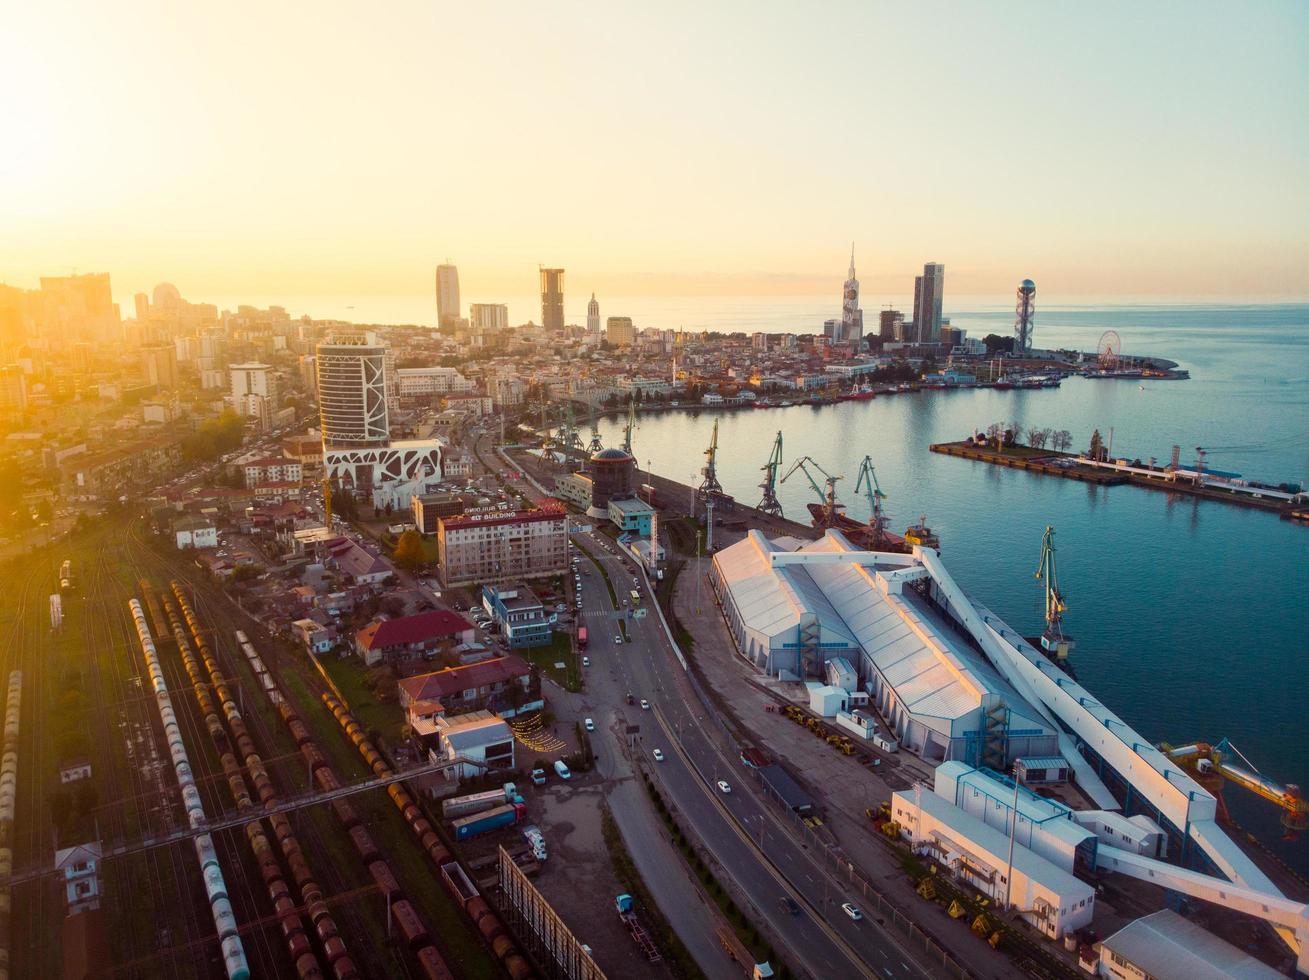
[4, 1, 1308, 308]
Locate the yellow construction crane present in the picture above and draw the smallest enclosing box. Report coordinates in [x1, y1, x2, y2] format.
[1166, 740, 1309, 838]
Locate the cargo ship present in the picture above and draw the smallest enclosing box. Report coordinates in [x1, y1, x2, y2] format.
[804, 503, 940, 553]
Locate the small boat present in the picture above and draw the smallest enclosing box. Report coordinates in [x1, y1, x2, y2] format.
[903, 516, 941, 551]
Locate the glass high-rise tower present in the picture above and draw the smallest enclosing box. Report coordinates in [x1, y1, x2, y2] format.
[912, 262, 945, 344]
[435, 263, 460, 328]
[540, 267, 565, 332]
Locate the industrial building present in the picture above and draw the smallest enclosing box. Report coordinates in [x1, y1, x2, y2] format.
[608, 495, 654, 536]
[1094, 909, 1284, 980]
[890, 788, 1095, 940]
[710, 529, 1057, 767]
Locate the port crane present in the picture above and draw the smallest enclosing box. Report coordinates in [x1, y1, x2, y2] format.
[698, 419, 724, 500]
[853, 455, 889, 547]
[587, 402, 604, 454]
[621, 396, 637, 455]
[782, 456, 843, 526]
[1165, 740, 1309, 838]
[757, 431, 784, 517]
[1034, 525, 1073, 660]
[561, 401, 584, 452]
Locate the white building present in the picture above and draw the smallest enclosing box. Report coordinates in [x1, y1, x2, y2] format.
[492, 377, 526, 409]
[54, 842, 103, 914]
[891, 787, 1095, 939]
[586, 293, 600, 337]
[241, 455, 303, 489]
[710, 530, 1057, 766]
[230, 362, 278, 426]
[316, 333, 390, 447]
[322, 438, 443, 509]
[469, 303, 508, 334]
[395, 366, 474, 399]
[435, 263, 460, 327]
[1095, 909, 1284, 980]
[434, 711, 515, 779]
[175, 517, 218, 550]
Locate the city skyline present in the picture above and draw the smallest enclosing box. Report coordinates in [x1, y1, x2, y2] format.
[3, 3, 1307, 303]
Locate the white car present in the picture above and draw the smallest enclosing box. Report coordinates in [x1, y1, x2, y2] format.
[584, 718, 595, 732]
[652, 749, 665, 762]
[716, 780, 732, 794]
[614, 635, 622, 645]
[582, 656, 590, 667]
[841, 902, 863, 921]
[640, 699, 651, 711]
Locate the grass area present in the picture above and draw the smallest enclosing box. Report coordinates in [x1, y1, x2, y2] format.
[575, 537, 618, 608]
[519, 630, 580, 691]
[601, 804, 706, 980]
[654, 559, 695, 654]
[317, 653, 405, 739]
[642, 774, 794, 979]
[619, 619, 629, 642]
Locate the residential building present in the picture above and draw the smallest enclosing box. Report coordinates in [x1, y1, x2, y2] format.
[492, 377, 526, 408]
[436, 263, 460, 328]
[606, 316, 636, 347]
[230, 362, 278, 426]
[54, 842, 103, 915]
[327, 537, 393, 586]
[140, 345, 178, 389]
[481, 583, 552, 649]
[63, 435, 183, 500]
[879, 308, 904, 341]
[354, 609, 475, 667]
[291, 618, 334, 654]
[912, 262, 945, 344]
[412, 491, 475, 534]
[891, 788, 1095, 940]
[1094, 909, 1283, 980]
[436, 503, 568, 588]
[540, 267, 565, 332]
[469, 303, 508, 334]
[241, 455, 302, 489]
[398, 654, 541, 719]
[395, 366, 474, 399]
[586, 293, 600, 337]
[0, 364, 27, 413]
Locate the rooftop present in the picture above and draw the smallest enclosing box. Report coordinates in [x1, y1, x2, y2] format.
[356, 609, 473, 650]
[1098, 909, 1283, 980]
[399, 654, 531, 702]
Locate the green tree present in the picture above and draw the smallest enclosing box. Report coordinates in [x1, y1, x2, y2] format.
[392, 529, 425, 569]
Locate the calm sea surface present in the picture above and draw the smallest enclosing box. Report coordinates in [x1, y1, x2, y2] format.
[590, 304, 1309, 872]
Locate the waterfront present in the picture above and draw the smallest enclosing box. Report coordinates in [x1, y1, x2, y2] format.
[598, 304, 1309, 874]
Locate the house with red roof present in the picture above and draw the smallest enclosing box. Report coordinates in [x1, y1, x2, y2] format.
[397, 654, 541, 719]
[354, 609, 475, 667]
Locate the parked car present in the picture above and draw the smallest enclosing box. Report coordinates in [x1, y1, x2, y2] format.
[717, 780, 732, 794]
[530, 768, 546, 785]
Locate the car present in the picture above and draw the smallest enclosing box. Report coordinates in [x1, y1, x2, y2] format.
[614, 635, 622, 645]
[841, 903, 862, 921]
[640, 699, 651, 711]
[652, 749, 665, 762]
[717, 780, 732, 794]
[584, 718, 595, 731]
[779, 896, 800, 915]
[582, 656, 590, 667]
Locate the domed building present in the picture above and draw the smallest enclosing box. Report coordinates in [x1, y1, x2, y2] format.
[588, 446, 636, 510]
[152, 282, 182, 310]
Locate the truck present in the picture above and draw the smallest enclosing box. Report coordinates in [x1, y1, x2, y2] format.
[553, 759, 571, 780]
[451, 802, 526, 840]
[577, 626, 588, 649]
[441, 784, 517, 819]
[615, 894, 661, 962]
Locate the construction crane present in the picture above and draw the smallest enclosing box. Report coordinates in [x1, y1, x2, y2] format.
[539, 400, 554, 450]
[757, 431, 784, 517]
[1165, 740, 1309, 838]
[1034, 525, 1073, 660]
[853, 455, 889, 547]
[562, 401, 583, 452]
[587, 401, 604, 454]
[698, 419, 724, 500]
[782, 456, 843, 526]
[621, 395, 637, 455]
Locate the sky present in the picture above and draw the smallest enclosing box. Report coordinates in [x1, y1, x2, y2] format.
[2, 1, 1307, 314]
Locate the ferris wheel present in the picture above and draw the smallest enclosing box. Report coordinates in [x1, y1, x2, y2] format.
[1097, 330, 1122, 371]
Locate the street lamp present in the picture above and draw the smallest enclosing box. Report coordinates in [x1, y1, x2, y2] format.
[1004, 765, 1024, 911]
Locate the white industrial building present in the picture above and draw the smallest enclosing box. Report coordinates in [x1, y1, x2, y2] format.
[1094, 909, 1285, 980]
[710, 530, 1058, 766]
[890, 787, 1095, 940]
[432, 711, 515, 780]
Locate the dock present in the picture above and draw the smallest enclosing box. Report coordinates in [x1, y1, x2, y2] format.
[931, 441, 1306, 517]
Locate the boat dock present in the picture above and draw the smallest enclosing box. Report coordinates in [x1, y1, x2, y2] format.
[931, 441, 1307, 516]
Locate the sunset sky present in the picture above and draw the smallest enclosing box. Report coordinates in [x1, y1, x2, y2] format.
[3, 1, 1307, 311]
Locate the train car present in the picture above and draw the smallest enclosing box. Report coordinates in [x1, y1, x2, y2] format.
[59, 559, 73, 592]
[390, 899, 430, 952]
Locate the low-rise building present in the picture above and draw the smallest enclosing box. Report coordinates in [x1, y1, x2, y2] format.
[398, 654, 540, 719]
[608, 495, 655, 536]
[481, 583, 552, 649]
[553, 471, 594, 510]
[241, 455, 302, 488]
[174, 516, 218, 550]
[291, 618, 334, 654]
[54, 842, 103, 915]
[436, 503, 568, 588]
[891, 787, 1095, 940]
[1094, 908, 1283, 980]
[327, 538, 393, 586]
[432, 710, 515, 779]
[354, 610, 475, 667]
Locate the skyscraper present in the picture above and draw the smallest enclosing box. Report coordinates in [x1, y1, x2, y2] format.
[586, 293, 600, 337]
[879, 308, 904, 341]
[606, 316, 636, 346]
[140, 344, 179, 389]
[230, 361, 278, 427]
[540, 267, 565, 332]
[840, 245, 864, 346]
[435, 263, 460, 328]
[470, 303, 508, 334]
[912, 262, 945, 344]
[315, 332, 390, 448]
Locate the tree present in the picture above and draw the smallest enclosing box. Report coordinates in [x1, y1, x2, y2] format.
[1089, 429, 1106, 461]
[1028, 427, 1046, 450]
[392, 530, 425, 569]
[1054, 429, 1073, 453]
[983, 333, 1015, 354]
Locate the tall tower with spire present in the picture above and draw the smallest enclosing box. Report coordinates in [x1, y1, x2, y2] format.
[586, 293, 600, 338]
[840, 244, 864, 347]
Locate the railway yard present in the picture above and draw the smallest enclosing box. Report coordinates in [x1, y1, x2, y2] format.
[0, 515, 517, 980]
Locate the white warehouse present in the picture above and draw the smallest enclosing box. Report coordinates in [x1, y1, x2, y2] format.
[710, 530, 1058, 766]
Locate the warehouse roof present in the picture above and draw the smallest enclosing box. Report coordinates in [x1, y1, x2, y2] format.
[1097, 909, 1284, 980]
